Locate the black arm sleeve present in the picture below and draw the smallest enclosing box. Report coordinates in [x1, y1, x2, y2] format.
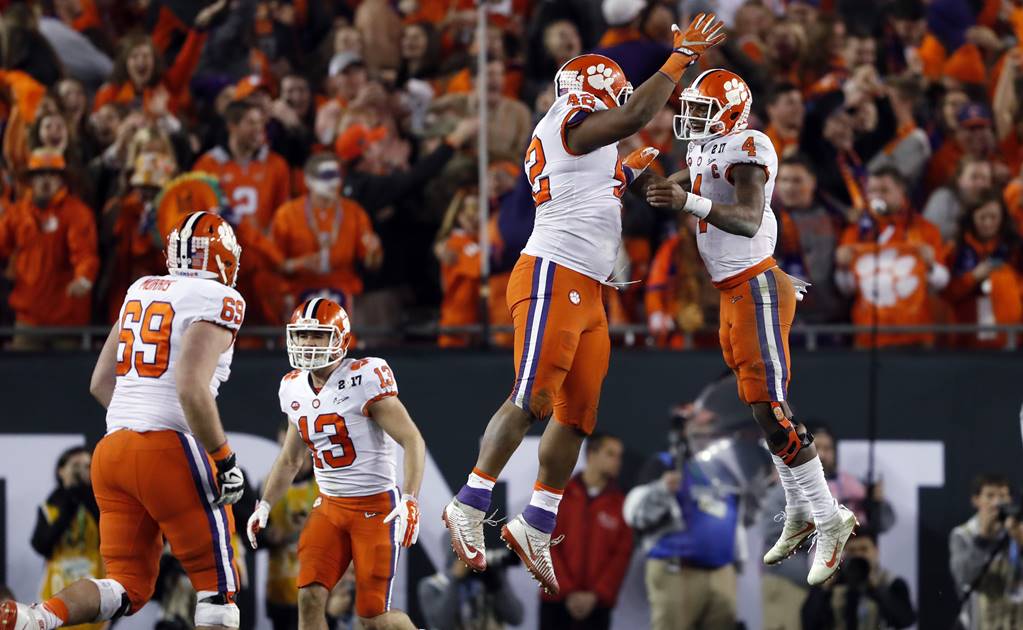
[869, 578, 918, 628]
[350, 143, 456, 211]
[30, 492, 78, 559]
[853, 96, 897, 162]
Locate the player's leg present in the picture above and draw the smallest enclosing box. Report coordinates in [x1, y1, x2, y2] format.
[351, 491, 415, 630]
[296, 497, 350, 630]
[502, 296, 608, 594]
[446, 255, 573, 570]
[2, 432, 160, 630]
[152, 433, 241, 630]
[739, 269, 856, 582]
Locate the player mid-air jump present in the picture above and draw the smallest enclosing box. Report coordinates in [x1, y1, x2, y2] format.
[444, 13, 726, 594]
[247, 298, 425, 630]
[646, 69, 857, 585]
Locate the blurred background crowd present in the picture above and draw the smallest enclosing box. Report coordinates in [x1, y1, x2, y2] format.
[1, 0, 1023, 350]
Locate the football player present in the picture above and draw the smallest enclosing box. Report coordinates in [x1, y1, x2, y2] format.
[444, 14, 726, 594]
[2, 211, 247, 630]
[646, 69, 857, 585]
[246, 298, 425, 630]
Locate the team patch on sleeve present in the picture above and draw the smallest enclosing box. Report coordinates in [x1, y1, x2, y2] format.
[358, 358, 399, 415]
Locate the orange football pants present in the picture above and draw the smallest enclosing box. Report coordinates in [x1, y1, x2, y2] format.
[717, 258, 795, 404]
[91, 429, 239, 612]
[296, 490, 400, 618]
[507, 254, 609, 434]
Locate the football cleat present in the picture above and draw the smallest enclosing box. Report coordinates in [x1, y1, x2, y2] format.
[442, 499, 488, 573]
[807, 505, 859, 585]
[763, 512, 815, 565]
[501, 515, 563, 596]
[0, 601, 47, 630]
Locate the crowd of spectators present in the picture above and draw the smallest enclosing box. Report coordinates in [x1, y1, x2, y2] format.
[0, 0, 1022, 350]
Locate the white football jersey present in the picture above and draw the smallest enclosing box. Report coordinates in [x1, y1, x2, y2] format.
[279, 357, 400, 497]
[521, 91, 627, 282]
[687, 129, 779, 283]
[106, 275, 245, 434]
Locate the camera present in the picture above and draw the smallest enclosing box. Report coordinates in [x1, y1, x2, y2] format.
[997, 502, 1021, 522]
[839, 557, 871, 588]
[484, 547, 521, 570]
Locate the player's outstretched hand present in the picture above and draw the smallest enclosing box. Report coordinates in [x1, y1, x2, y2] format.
[247, 500, 271, 549]
[646, 179, 688, 211]
[622, 147, 660, 185]
[214, 453, 245, 506]
[672, 13, 726, 62]
[383, 494, 420, 548]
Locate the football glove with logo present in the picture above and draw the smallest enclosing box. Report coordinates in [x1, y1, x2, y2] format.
[660, 13, 726, 82]
[622, 147, 660, 185]
[383, 494, 420, 548]
[246, 500, 271, 549]
[214, 452, 245, 506]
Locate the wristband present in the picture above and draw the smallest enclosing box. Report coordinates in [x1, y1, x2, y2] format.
[659, 52, 695, 84]
[683, 193, 713, 219]
[209, 443, 232, 461]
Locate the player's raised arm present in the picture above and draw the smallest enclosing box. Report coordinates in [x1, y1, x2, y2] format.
[564, 13, 725, 155]
[247, 422, 308, 549]
[89, 324, 121, 408]
[647, 163, 767, 237]
[374, 395, 426, 548]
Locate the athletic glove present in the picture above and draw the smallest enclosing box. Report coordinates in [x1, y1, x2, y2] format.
[214, 452, 245, 506]
[622, 147, 660, 185]
[246, 500, 271, 549]
[383, 494, 420, 548]
[661, 13, 726, 82]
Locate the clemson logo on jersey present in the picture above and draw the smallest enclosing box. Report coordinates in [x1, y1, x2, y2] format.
[853, 248, 919, 306]
[313, 497, 322, 509]
[312, 399, 321, 409]
[585, 64, 615, 91]
[723, 78, 749, 107]
[291, 401, 300, 411]
[568, 290, 581, 305]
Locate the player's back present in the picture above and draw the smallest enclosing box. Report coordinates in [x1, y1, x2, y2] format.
[687, 129, 779, 283]
[279, 356, 400, 497]
[106, 275, 246, 435]
[522, 91, 628, 283]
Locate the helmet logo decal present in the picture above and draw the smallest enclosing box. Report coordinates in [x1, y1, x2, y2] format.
[585, 64, 615, 92]
[723, 78, 749, 107]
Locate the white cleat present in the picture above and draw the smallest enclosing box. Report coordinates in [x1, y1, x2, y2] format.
[763, 513, 815, 565]
[807, 505, 859, 586]
[0, 601, 47, 630]
[500, 515, 562, 596]
[442, 499, 488, 572]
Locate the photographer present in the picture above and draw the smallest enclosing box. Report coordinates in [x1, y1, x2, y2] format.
[417, 541, 524, 630]
[950, 473, 1023, 629]
[801, 528, 916, 629]
[31, 446, 104, 630]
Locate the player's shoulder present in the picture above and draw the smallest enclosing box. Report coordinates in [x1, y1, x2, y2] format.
[279, 368, 304, 395]
[187, 277, 244, 305]
[546, 91, 600, 120]
[722, 129, 774, 154]
[343, 356, 390, 375]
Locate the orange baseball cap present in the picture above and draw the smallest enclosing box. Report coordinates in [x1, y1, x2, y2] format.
[335, 124, 387, 162]
[27, 149, 66, 173]
[233, 74, 273, 102]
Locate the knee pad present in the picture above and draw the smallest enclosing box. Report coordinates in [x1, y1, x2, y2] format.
[195, 591, 240, 628]
[766, 403, 813, 465]
[88, 579, 131, 622]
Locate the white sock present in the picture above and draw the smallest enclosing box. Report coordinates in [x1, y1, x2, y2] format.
[789, 456, 840, 526]
[467, 469, 496, 491]
[36, 604, 64, 630]
[772, 455, 811, 518]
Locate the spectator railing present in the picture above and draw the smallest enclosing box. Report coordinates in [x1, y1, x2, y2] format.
[1, 323, 1020, 351]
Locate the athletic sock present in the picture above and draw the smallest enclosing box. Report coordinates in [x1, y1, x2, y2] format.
[772, 454, 811, 518]
[789, 456, 840, 526]
[522, 481, 563, 534]
[455, 467, 496, 512]
[40, 598, 68, 630]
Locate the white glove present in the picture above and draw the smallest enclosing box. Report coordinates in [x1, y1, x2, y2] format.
[383, 494, 420, 548]
[787, 274, 812, 302]
[247, 500, 270, 549]
[214, 453, 245, 506]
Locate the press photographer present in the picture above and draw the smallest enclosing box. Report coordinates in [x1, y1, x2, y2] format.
[801, 528, 916, 629]
[417, 540, 524, 630]
[950, 473, 1023, 629]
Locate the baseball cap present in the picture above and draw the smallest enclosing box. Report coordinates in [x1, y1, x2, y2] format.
[27, 149, 65, 173]
[957, 102, 992, 128]
[335, 124, 387, 162]
[328, 52, 366, 77]
[602, 0, 645, 26]
[233, 74, 272, 102]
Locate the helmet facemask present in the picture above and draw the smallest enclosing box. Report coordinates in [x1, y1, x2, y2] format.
[673, 90, 727, 142]
[286, 320, 349, 370]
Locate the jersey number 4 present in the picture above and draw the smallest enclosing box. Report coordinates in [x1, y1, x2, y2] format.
[297, 413, 357, 469]
[116, 300, 175, 378]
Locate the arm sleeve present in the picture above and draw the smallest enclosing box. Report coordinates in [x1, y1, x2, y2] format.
[162, 29, 208, 96]
[594, 506, 634, 605]
[30, 498, 77, 559]
[67, 205, 99, 281]
[870, 577, 917, 628]
[350, 143, 456, 211]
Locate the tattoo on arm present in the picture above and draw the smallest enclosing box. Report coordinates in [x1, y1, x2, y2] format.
[704, 164, 767, 237]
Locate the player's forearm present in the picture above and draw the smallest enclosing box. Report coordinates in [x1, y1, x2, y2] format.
[178, 385, 229, 453]
[399, 432, 426, 498]
[617, 72, 676, 136]
[703, 203, 763, 238]
[259, 454, 303, 507]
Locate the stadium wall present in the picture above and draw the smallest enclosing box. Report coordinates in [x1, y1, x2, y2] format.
[0, 350, 1018, 628]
